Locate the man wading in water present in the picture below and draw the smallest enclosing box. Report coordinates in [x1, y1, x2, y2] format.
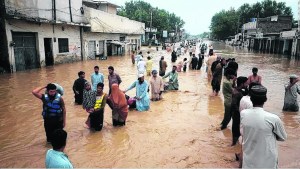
[32, 83, 66, 143]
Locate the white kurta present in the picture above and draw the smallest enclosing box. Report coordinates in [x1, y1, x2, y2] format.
[240, 107, 287, 168]
[239, 95, 253, 112]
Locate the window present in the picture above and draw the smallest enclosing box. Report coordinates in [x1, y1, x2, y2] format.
[120, 36, 125, 41]
[58, 38, 69, 53]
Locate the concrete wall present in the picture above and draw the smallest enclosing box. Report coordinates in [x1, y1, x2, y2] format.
[6, 19, 81, 71]
[5, 0, 88, 24]
[126, 34, 141, 54]
[257, 16, 292, 34]
[281, 30, 296, 38]
[243, 21, 257, 30]
[82, 1, 117, 14]
[83, 32, 120, 58]
[107, 4, 117, 14]
[85, 6, 145, 34]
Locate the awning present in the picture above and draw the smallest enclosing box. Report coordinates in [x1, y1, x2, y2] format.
[108, 41, 125, 46]
[127, 43, 137, 45]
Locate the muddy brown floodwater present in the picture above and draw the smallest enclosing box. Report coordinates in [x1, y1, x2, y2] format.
[0, 41, 299, 167]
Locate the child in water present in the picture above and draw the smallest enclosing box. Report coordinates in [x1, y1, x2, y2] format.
[82, 82, 96, 128]
[177, 60, 183, 72]
[183, 58, 188, 72]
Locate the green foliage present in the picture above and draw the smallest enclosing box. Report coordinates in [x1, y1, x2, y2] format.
[210, 0, 293, 40]
[198, 32, 210, 39]
[117, 0, 185, 38]
[210, 8, 239, 40]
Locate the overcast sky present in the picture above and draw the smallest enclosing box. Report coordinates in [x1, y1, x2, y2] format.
[111, 0, 298, 35]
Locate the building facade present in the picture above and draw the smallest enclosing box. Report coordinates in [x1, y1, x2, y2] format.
[0, 0, 145, 72]
[242, 15, 293, 55]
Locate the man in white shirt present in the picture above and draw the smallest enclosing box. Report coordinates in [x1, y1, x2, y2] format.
[137, 58, 146, 76]
[240, 85, 287, 168]
[135, 51, 143, 64]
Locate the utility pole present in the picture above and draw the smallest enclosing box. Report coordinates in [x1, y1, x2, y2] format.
[175, 22, 178, 42]
[149, 9, 153, 47]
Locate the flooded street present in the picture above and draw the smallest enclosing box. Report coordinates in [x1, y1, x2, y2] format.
[0, 41, 299, 167]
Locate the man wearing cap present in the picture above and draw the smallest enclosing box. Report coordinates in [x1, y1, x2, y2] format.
[137, 57, 146, 76]
[124, 74, 150, 111]
[283, 74, 300, 112]
[163, 66, 179, 90]
[240, 85, 287, 168]
[149, 70, 164, 101]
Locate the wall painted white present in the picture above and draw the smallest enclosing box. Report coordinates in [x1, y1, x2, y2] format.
[85, 6, 145, 34]
[83, 32, 120, 58]
[6, 19, 81, 71]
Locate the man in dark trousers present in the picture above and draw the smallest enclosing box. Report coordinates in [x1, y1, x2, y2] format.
[32, 83, 66, 143]
[231, 76, 248, 146]
[72, 71, 86, 104]
[191, 54, 198, 70]
[197, 53, 204, 70]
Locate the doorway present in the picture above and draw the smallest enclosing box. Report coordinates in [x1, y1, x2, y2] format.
[44, 38, 53, 66]
[12, 32, 39, 71]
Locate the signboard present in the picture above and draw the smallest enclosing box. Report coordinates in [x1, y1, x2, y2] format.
[256, 33, 263, 38]
[163, 31, 168, 38]
[145, 27, 157, 33]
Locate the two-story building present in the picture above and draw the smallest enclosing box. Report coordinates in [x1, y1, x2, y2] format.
[82, 0, 144, 58]
[0, 0, 145, 72]
[1, 0, 89, 72]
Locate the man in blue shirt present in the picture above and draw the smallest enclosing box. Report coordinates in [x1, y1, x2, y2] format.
[91, 66, 104, 91]
[45, 129, 73, 168]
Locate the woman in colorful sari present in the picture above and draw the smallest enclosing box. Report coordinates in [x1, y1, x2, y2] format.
[109, 84, 128, 126]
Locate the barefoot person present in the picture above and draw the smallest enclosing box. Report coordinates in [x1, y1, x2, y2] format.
[32, 83, 66, 143]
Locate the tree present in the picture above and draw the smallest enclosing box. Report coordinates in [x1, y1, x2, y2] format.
[210, 0, 293, 39]
[117, 0, 185, 40]
[210, 8, 239, 40]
